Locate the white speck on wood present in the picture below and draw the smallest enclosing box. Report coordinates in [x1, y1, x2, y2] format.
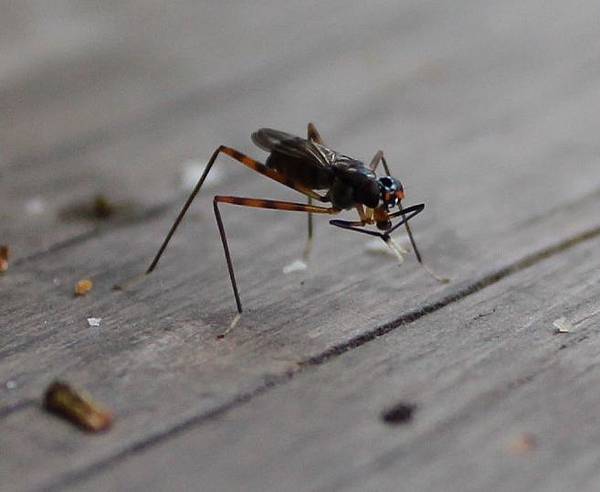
[283, 259, 307, 274]
[180, 160, 224, 191]
[552, 317, 573, 333]
[25, 197, 47, 215]
[87, 318, 102, 328]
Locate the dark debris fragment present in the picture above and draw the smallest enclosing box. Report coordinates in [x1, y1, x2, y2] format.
[381, 401, 417, 425]
[59, 194, 137, 222]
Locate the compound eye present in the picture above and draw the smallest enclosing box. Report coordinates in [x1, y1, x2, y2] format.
[379, 176, 394, 188]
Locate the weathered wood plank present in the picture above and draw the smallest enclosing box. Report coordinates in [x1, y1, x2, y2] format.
[2, 0, 600, 491]
[1, 149, 599, 492]
[66, 230, 600, 492]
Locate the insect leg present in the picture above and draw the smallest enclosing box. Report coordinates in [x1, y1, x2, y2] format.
[219, 147, 326, 201]
[395, 201, 422, 264]
[303, 123, 326, 259]
[368, 150, 392, 175]
[214, 195, 339, 315]
[368, 151, 427, 262]
[383, 203, 426, 234]
[144, 145, 327, 276]
[367, 151, 441, 278]
[303, 196, 315, 260]
[331, 203, 424, 236]
[389, 202, 449, 283]
[329, 219, 381, 237]
[331, 204, 425, 266]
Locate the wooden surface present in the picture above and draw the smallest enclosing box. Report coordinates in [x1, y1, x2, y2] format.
[2, 1, 600, 491]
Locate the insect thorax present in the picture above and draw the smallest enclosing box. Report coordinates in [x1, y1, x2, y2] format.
[329, 159, 380, 210]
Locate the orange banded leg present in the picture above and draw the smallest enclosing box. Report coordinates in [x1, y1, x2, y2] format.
[145, 145, 326, 277]
[220, 147, 325, 201]
[213, 195, 339, 314]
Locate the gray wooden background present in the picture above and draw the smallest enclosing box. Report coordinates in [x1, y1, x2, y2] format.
[2, 1, 600, 491]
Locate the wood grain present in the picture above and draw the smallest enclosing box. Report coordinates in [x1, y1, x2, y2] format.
[71, 233, 600, 492]
[1, 147, 599, 491]
[2, 1, 600, 491]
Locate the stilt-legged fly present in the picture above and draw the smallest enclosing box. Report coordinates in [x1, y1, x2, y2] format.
[120, 123, 446, 331]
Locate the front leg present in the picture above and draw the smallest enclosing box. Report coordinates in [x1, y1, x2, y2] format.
[329, 203, 424, 239]
[367, 150, 427, 268]
[329, 218, 408, 265]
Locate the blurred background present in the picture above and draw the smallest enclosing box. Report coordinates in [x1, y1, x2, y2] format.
[2, 0, 600, 259]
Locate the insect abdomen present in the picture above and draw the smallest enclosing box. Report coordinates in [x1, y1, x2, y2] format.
[266, 152, 333, 190]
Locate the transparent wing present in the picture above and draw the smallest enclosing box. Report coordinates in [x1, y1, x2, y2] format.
[251, 128, 335, 168]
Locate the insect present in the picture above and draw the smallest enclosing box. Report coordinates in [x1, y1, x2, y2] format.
[128, 123, 445, 330]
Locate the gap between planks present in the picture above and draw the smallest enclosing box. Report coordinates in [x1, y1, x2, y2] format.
[32, 218, 600, 492]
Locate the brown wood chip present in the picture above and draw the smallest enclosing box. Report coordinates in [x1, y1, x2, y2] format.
[44, 381, 113, 432]
[0, 245, 9, 273]
[74, 278, 93, 296]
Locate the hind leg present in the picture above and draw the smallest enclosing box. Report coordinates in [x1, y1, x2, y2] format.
[303, 122, 327, 260]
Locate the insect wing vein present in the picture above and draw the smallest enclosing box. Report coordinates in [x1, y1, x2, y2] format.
[252, 128, 334, 169]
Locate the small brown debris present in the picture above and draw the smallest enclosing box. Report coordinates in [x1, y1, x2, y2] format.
[92, 194, 115, 219]
[44, 381, 113, 432]
[282, 259, 308, 274]
[0, 245, 9, 273]
[60, 193, 130, 223]
[508, 432, 537, 454]
[74, 279, 93, 296]
[180, 159, 224, 191]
